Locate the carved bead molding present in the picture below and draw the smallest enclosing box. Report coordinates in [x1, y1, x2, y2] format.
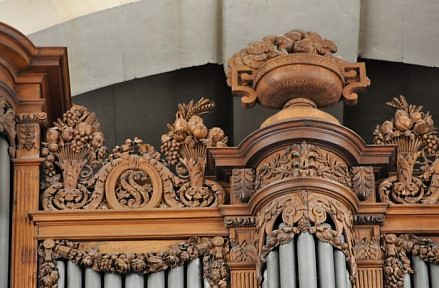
[226, 30, 369, 108]
[41, 98, 227, 210]
[0, 97, 15, 155]
[231, 168, 255, 202]
[38, 237, 229, 288]
[255, 191, 357, 286]
[374, 96, 439, 204]
[382, 234, 439, 288]
[255, 141, 352, 190]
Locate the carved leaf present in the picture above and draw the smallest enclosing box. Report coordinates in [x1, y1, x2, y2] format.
[351, 166, 375, 201]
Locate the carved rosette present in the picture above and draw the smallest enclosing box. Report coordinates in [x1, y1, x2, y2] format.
[375, 96, 439, 204]
[226, 30, 369, 109]
[255, 191, 357, 285]
[38, 237, 230, 288]
[0, 97, 16, 155]
[255, 141, 352, 190]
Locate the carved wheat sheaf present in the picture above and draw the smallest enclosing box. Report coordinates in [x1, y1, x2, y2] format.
[41, 99, 227, 210]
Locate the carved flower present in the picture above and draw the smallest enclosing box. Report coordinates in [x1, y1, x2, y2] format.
[91, 132, 104, 148]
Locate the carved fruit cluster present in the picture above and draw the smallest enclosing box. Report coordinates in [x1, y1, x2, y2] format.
[374, 96, 438, 155]
[160, 98, 227, 166]
[228, 30, 338, 72]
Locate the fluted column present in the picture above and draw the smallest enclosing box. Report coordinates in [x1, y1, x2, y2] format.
[10, 113, 45, 288]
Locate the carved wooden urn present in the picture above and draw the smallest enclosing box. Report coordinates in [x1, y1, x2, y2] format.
[227, 30, 370, 127]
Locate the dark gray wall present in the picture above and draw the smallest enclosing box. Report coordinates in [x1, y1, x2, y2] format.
[74, 61, 439, 150]
[74, 64, 233, 150]
[344, 59, 439, 143]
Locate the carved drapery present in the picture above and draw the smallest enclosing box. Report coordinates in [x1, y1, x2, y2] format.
[375, 96, 439, 204]
[41, 98, 227, 210]
[255, 142, 352, 190]
[255, 191, 357, 285]
[382, 234, 439, 288]
[38, 236, 229, 288]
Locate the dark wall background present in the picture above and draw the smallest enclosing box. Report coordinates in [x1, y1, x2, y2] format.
[74, 64, 233, 150]
[74, 61, 439, 150]
[344, 59, 439, 143]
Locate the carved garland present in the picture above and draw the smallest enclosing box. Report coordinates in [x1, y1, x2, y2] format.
[38, 237, 229, 288]
[255, 191, 357, 286]
[382, 234, 439, 288]
[41, 98, 227, 210]
[255, 142, 352, 190]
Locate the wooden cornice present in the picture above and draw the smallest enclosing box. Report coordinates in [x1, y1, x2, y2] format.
[0, 21, 71, 123]
[208, 119, 395, 178]
[30, 208, 229, 241]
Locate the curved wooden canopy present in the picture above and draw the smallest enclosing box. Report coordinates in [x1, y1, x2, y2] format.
[0, 21, 71, 123]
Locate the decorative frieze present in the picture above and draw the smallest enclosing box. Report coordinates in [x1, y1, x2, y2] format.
[255, 142, 352, 190]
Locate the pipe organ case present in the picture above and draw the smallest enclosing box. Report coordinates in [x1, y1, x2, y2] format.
[1, 23, 439, 288]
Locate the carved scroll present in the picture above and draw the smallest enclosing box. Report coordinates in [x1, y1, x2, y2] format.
[255, 141, 352, 190]
[255, 191, 357, 285]
[382, 234, 439, 288]
[0, 97, 15, 155]
[374, 96, 439, 204]
[38, 237, 229, 288]
[41, 99, 227, 210]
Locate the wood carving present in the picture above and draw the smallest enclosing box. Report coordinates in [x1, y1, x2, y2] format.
[381, 234, 439, 288]
[38, 237, 229, 288]
[354, 215, 385, 225]
[231, 168, 255, 202]
[255, 191, 357, 285]
[374, 96, 439, 204]
[255, 141, 352, 190]
[0, 97, 15, 155]
[351, 166, 375, 201]
[224, 217, 256, 228]
[355, 237, 382, 260]
[226, 30, 369, 109]
[41, 99, 226, 210]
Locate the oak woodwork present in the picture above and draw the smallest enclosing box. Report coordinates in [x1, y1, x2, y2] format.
[1, 24, 439, 288]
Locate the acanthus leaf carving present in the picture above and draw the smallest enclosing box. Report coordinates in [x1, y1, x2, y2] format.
[38, 237, 229, 288]
[351, 166, 375, 201]
[374, 96, 439, 204]
[255, 142, 352, 190]
[231, 168, 255, 202]
[355, 237, 382, 260]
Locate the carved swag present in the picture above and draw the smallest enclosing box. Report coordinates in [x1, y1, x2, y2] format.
[39, 237, 229, 288]
[41, 98, 227, 210]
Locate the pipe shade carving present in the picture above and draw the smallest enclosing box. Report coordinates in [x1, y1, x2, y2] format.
[41, 99, 227, 210]
[38, 237, 229, 288]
